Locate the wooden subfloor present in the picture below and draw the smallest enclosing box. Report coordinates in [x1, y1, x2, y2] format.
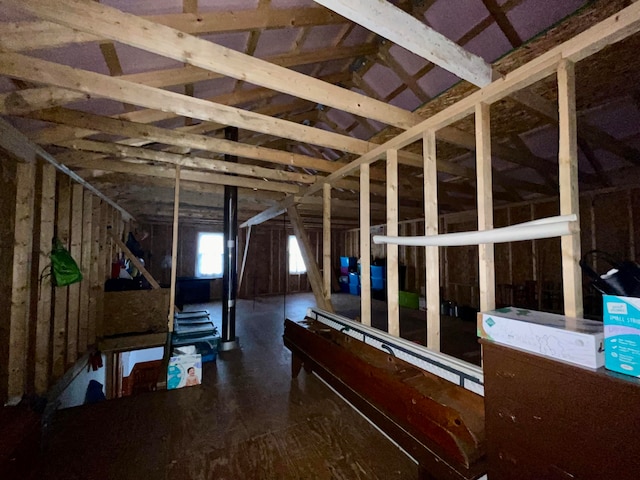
[39, 294, 419, 479]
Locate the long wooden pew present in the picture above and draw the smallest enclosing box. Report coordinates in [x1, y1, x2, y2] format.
[283, 318, 486, 480]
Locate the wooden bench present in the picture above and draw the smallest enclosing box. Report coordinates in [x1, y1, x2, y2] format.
[283, 318, 486, 480]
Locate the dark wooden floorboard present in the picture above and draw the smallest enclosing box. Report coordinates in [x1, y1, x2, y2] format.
[39, 294, 419, 479]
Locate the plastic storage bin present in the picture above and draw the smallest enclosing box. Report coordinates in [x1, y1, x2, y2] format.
[371, 265, 384, 279]
[399, 291, 419, 310]
[371, 277, 385, 290]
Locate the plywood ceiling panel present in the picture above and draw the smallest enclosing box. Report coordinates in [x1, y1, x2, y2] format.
[29, 43, 112, 75]
[389, 88, 421, 111]
[253, 28, 302, 57]
[103, 0, 183, 16]
[425, 0, 490, 43]
[363, 63, 403, 99]
[417, 67, 460, 98]
[464, 22, 512, 62]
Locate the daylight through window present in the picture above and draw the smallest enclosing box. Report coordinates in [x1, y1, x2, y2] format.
[288, 235, 306, 274]
[196, 232, 224, 277]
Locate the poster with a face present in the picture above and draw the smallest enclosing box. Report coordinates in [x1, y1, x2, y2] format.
[167, 353, 202, 389]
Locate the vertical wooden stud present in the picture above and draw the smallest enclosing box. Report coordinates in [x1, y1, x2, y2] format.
[168, 166, 181, 331]
[103, 205, 110, 275]
[507, 207, 513, 292]
[110, 206, 118, 267]
[96, 200, 108, 338]
[53, 176, 71, 379]
[387, 149, 400, 337]
[34, 163, 56, 394]
[88, 196, 101, 346]
[78, 190, 93, 353]
[323, 183, 331, 301]
[7, 162, 36, 402]
[424, 130, 441, 351]
[476, 102, 496, 313]
[558, 60, 583, 318]
[66, 183, 83, 364]
[360, 163, 372, 326]
[106, 206, 113, 268]
[239, 226, 252, 292]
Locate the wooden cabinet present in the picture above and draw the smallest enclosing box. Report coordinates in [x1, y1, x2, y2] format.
[481, 340, 640, 480]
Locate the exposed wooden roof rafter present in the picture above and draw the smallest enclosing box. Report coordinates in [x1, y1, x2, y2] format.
[5, 0, 416, 129]
[313, 0, 493, 86]
[0, 5, 346, 51]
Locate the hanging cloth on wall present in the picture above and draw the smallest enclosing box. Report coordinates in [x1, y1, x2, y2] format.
[50, 237, 83, 287]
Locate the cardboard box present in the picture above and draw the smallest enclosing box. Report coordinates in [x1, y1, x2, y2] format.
[167, 353, 202, 389]
[603, 295, 640, 377]
[478, 307, 604, 369]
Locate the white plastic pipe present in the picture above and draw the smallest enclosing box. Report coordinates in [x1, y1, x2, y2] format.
[373, 214, 577, 247]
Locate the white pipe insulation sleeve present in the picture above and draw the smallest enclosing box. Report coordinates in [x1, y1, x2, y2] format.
[501, 213, 577, 227]
[372, 214, 577, 247]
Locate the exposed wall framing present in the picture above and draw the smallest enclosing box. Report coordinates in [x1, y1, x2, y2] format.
[0, 158, 129, 403]
[338, 185, 640, 320]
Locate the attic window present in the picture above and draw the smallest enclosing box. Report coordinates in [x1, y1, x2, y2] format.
[288, 235, 306, 274]
[196, 232, 224, 278]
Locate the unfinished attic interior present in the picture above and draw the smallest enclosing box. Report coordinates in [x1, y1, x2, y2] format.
[2, 0, 640, 478]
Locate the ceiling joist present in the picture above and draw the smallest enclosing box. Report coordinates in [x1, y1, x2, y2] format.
[4, 0, 417, 129]
[26, 108, 383, 181]
[56, 139, 316, 185]
[0, 6, 346, 52]
[0, 52, 371, 154]
[242, 1, 640, 227]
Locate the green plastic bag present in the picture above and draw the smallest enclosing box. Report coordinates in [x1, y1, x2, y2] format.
[50, 238, 83, 287]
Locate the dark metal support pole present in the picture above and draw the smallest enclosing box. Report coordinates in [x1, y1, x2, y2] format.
[220, 126, 239, 351]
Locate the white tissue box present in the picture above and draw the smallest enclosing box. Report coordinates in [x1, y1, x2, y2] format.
[478, 306, 604, 369]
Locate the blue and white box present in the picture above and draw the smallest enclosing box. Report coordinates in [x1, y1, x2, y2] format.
[167, 353, 202, 389]
[604, 295, 640, 377]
